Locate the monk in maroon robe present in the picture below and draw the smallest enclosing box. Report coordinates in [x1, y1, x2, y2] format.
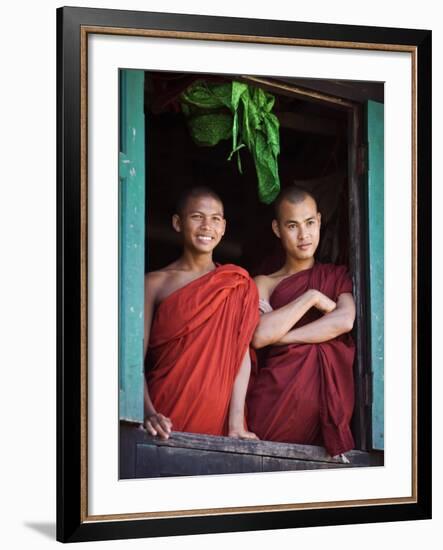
[246, 186, 356, 458]
[143, 187, 259, 440]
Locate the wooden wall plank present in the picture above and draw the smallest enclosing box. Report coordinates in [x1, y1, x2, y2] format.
[156, 447, 263, 476]
[262, 457, 350, 471]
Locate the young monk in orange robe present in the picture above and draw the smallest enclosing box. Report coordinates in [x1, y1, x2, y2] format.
[143, 187, 259, 440]
[246, 186, 356, 459]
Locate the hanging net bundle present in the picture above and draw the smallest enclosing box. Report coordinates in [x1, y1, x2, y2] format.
[180, 80, 280, 204]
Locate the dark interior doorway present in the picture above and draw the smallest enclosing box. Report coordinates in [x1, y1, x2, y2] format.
[145, 72, 349, 276]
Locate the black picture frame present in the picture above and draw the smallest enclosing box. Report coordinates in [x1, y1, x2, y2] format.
[57, 6, 432, 543]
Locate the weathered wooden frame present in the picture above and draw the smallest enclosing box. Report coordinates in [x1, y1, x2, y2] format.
[57, 6, 431, 542]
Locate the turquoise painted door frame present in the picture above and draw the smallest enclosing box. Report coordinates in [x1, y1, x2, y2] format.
[366, 100, 384, 450]
[116, 73, 384, 449]
[119, 70, 145, 423]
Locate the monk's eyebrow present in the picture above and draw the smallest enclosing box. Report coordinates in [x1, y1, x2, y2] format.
[285, 216, 315, 224]
[190, 210, 224, 217]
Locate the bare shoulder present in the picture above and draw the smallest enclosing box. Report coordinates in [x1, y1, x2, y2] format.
[253, 274, 273, 287]
[147, 259, 183, 280]
[253, 274, 274, 299]
[144, 269, 170, 301]
[145, 269, 169, 285]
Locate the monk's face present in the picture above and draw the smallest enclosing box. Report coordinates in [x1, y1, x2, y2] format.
[272, 197, 321, 262]
[173, 195, 226, 253]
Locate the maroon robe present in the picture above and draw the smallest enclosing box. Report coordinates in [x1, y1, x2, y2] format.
[246, 263, 355, 456]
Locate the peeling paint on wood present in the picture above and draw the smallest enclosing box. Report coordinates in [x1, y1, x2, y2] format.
[119, 70, 145, 423]
[367, 100, 384, 450]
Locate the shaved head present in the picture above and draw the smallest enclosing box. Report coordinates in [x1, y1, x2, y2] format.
[274, 186, 318, 220]
[175, 186, 224, 217]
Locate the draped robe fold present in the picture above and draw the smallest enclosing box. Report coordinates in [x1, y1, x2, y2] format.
[246, 263, 355, 456]
[146, 264, 259, 436]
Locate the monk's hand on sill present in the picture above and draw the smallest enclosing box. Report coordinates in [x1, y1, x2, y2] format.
[144, 413, 172, 440]
[228, 427, 260, 440]
[310, 289, 336, 314]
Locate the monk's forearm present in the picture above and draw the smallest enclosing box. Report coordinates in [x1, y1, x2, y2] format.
[252, 290, 317, 349]
[228, 351, 251, 431]
[143, 378, 157, 417]
[276, 309, 354, 345]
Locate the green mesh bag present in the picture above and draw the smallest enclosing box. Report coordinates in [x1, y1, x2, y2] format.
[180, 80, 280, 204]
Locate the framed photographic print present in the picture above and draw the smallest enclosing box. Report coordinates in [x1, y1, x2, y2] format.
[57, 6, 431, 543]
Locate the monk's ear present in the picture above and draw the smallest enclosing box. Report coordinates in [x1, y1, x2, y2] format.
[272, 219, 281, 239]
[172, 214, 181, 233]
[317, 212, 322, 228]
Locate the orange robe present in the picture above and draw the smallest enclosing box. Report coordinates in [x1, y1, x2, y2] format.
[246, 263, 355, 456]
[146, 264, 259, 436]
